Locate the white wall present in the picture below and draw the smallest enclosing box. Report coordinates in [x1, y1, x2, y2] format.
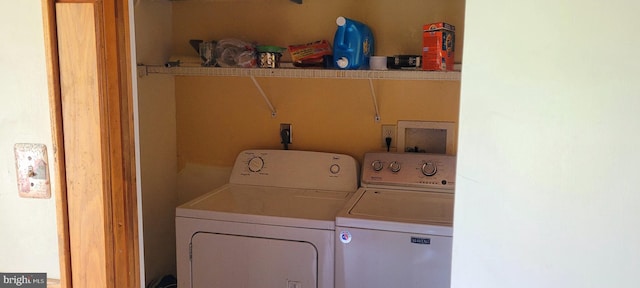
[452, 1, 640, 287]
[0, 0, 60, 278]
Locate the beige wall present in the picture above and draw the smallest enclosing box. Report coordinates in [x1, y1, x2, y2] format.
[453, 0, 640, 287]
[0, 0, 59, 278]
[172, 0, 464, 62]
[134, 0, 176, 284]
[172, 0, 464, 170]
[175, 77, 460, 167]
[136, 0, 463, 282]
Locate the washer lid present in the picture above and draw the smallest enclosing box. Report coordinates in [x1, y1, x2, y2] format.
[177, 184, 354, 230]
[336, 188, 454, 236]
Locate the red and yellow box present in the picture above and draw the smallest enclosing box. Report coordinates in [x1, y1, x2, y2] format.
[422, 22, 455, 71]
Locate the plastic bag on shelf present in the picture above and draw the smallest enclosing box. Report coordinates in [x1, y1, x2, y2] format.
[189, 39, 217, 66]
[215, 38, 257, 68]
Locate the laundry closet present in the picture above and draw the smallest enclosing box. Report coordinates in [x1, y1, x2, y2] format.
[133, 0, 464, 284]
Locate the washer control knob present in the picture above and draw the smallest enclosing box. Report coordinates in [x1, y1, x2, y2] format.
[330, 164, 341, 174]
[247, 156, 264, 172]
[421, 161, 437, 176]
[371, 160, 384, 171]
[389, 161, 401, 173]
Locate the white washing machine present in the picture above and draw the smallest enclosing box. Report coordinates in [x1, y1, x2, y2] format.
[335, 152, 456, 288]
[176, 149, 359, 288]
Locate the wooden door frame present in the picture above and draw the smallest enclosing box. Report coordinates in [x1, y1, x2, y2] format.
[41, 0, 140, 287]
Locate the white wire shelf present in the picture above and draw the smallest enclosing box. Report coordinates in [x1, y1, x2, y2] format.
[137, 65, 461, 81]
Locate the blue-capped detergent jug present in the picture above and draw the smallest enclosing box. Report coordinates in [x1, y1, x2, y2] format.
[333, 16, 374, 70]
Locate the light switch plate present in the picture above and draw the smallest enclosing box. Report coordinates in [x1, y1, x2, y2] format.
[14, 143, 51, 199]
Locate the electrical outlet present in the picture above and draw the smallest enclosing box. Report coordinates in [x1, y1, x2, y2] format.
[280, 123, 292, 144]
[381, 125, 396, 149]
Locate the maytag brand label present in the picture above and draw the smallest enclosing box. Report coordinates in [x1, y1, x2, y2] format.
[410, 237, 431, 245]
[0, 273, 46, 288]
[339, 231, 352, 244]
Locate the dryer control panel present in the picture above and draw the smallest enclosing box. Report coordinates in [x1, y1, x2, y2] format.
[229, 149, 360, 192]
[362, 152, 456, 192]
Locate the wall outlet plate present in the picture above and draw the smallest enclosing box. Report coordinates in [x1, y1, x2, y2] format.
[14, 143, 51, 199]
[381, 124, 397, 149]
[280, 123, 292, 144]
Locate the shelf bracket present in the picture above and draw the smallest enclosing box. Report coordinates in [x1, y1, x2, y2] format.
[136, 65, 148, 78]
[250, 76, 277, 118]
[368, 79, 381, 122]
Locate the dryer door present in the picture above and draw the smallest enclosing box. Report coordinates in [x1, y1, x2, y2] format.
[191, 232, 318, 288]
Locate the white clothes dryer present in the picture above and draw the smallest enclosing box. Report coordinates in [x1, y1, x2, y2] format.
[176, 149, 359, 288]
[335, 152, 456, 288]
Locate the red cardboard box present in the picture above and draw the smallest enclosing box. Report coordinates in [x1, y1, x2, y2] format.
[422, 22, 455, 71]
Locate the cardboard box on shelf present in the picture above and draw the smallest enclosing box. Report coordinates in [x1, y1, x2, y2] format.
[422, 22, 455, 71]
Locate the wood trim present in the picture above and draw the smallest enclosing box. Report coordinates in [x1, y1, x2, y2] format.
[55, 0, 100, 3]
[98, 0, 141, 286]
[40, 1, 72, 287]
[42, 0, 140, 287]
[57, 3, 110, 286]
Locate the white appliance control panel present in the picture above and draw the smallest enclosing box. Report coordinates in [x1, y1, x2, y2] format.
[229, 149, 359, 192]
[362, 152, 456, 192]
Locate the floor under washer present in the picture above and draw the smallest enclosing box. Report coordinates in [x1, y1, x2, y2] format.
[176, 149, 359, 288]
[335, 152, 457, 288]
